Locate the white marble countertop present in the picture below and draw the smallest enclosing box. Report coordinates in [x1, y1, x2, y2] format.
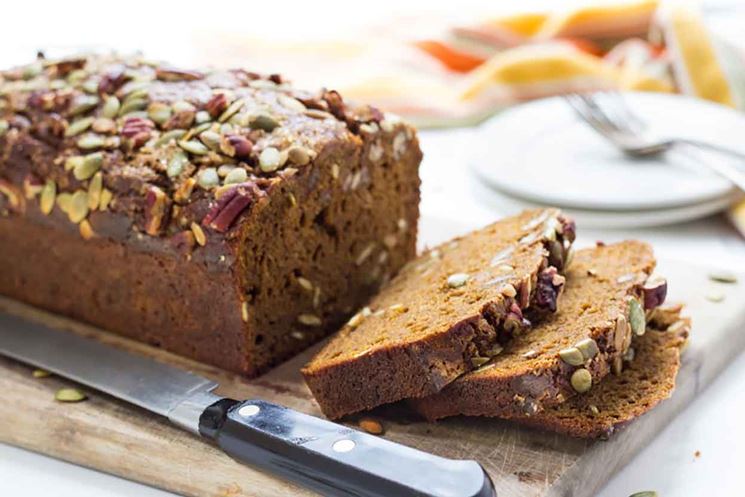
[1, 1, 744, 495]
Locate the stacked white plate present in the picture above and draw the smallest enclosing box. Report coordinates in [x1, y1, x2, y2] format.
[470, 92, 745, 228]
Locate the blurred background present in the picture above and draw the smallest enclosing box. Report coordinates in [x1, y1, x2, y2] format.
[1, 0, 744, 496]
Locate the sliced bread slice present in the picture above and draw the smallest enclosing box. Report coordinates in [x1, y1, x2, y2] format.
[511, 314, 690, 438]
[410, 241, 664, 420]
[302, 209, 575, 419]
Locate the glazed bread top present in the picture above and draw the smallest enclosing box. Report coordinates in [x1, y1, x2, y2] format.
[0, 54, 411, 250]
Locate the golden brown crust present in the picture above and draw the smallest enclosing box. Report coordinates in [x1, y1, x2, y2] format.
[303, 209, 576, 419]
[410, 241, 657, 420]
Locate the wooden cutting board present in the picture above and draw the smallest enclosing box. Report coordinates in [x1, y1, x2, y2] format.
[0, 258, 743, 497]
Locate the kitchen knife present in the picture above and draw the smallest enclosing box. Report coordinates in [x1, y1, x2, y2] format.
[0, 312, 496, 497]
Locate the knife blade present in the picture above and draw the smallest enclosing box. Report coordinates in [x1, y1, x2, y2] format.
[0, 312, 496, 497]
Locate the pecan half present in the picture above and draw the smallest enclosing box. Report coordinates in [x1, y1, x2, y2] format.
[98, 66, 129, 95]
[144, 186, 170, 235]
[534, 266, 565, 313]
[220, 134, 253, 159]
[205, 93, 229, 118]
[202, 182, 262, 233]
[642, 276, 667, 310]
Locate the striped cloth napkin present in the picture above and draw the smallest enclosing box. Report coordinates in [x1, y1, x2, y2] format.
[196, 0, 745, 234]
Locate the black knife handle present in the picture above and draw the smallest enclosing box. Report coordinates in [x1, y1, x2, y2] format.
[199, 399, 495, 497]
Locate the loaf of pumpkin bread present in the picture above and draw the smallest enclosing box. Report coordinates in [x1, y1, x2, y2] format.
[0, 54, 421, 376]
[303, 209, 575, 419]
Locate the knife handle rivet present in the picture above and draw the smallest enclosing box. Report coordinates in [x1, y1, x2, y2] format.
[238, 404, 260, 417]
[332, 439, 356, 453]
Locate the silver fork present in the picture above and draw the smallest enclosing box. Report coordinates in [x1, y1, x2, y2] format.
[564, 92, 745, 192]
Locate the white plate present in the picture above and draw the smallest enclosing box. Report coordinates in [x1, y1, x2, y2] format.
[470, 92, 745, 211]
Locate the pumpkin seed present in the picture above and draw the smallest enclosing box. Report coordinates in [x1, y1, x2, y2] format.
[81, 78, 99, 94]
[87, 172, 103, 210]
[199, 130, 222, 151]
[708, 270, 737, 284]
[629, 492, 657, 497]
[588, 404, 600, 415]
[0, 119, 8, 136]
[249, 113, 279, 131]
[570, 368, 592, 393]
[69, 95, 99, 116]
[297, 314, 322, 326]
[76, 133, 105, 150]
[64, 117, 94, 137]
[447, 273, 469, 288]
[147, 101, 172, 125]
[705, 291, 725, 303]
[101, 96, 121, 119]
[178, 139, 209, 155]
[191, 222, 207, 246]
[224, 168, 248, 184]
[67, 69, 88, 85]
[197, 168, 219, 188]
[73, 152, 103, 180]
[575, 337, 599, 360]
[172, 100, 195, 113]
[219, 98, 245, 123]
[559, 347, 585, 366]
[627, 297, 646, 336]
[118, 97, 147, 116]
[287, 146, 313, 165]
[277, 94, 306, 112]
[56, 192, 73, 213]
[259, 147, 283, 172]
[194, 110, 211, 124]
[471, 356, 490, 368]
[67, 191, 89, 223]
[39, 180, 56, 215]
[154, 129, 186, 148]
[99, 188, 113, 211]
[32, 369, 51, 378]
[167, 150, 189, 178]
[55, 388, 87, 403]
[79, 219, 95, 240]
[91, 117, 116, 134]
[217, 164, 235, 177]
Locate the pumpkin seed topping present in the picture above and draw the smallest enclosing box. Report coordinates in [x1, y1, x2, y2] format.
[447, 272, 470, 288]
[277, 94, 306, 112]
[575, 337, 599, 360]
[167, 150, 189, 178]
[70, 95, 99, 116]
[559, 347, 585, 366]
[77, 133, 105, 150]
[73, 152, 103, 180]
[118, 97, 147, 116]
[101, 96, 121, 118]
[55, 388, 87, 403]
[147, 101, 171, 124]
[471, 356, 490, 368]
[219, 98, 245, 122]
[224, 168, 248, 184]
[39, 180, 56, 215]
[178, 139, 209, 155]
[65, 117, 94, 137]
[250, 113, 279, 131]
[570, 368, 592, 393]
[67, 191, 89, 223]
[87, 172, 103, 210]
[79, 219, 95, 240]
[190, 222, 207, 246]
[197, 168, 219, 188]
[0, 119, 8, 136]
[154, 129, 186, 148]
[629, 492, 657, 497]
[99, 189, 113, 211]
[287, 146, 314, 166]
[259, 147, 283, 172]
[627, 297, 646, 336]
[32, 369, 51, 378]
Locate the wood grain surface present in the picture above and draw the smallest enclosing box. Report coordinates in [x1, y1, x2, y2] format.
[0, 259, 743, 497]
